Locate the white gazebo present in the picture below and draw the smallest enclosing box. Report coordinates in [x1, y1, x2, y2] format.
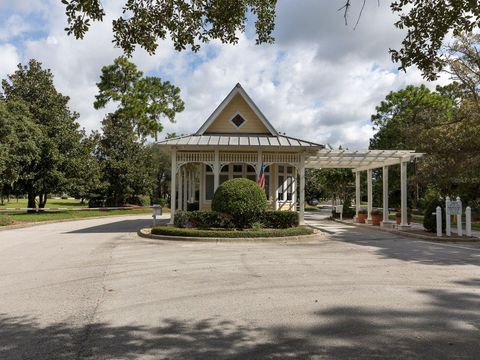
[158, 83, 423, 228]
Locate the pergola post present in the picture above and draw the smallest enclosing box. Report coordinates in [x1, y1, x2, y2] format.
[299, 154, 305, 225]
[169, 148, 177, 224]
[213, 150, 220, 192]
[189, 168, 195, 203]
[398, 160, 410, 230]
[355, 171, 361, 222]
[366, 169, 373, 224]
[381, 165, 394, 228]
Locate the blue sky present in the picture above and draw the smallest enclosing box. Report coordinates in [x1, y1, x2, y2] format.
[0, 0, 446, 148]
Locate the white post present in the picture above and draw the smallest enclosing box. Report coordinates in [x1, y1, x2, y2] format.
[189, 168, 195, 202]
[366, 169, 373, 224]
[213, 150, 220, 192]
[256, 150, 263, 181]
[355, 171, 360, 222]
[456, 196, 462, 237]
[436, 206, 442, 237]
[398, 161, 410, 230]
[445, 196, 451, 236]
[381, 165, 393, 228]
[178, 166, 183, 211]
[466, 206, 472, 237]
[183, 167, 188, 210]
[169, 148, 177, 224]
[299, 154, 305, 225]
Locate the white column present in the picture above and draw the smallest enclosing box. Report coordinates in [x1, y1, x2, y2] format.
[299, 154, 305, 225]
[273, 164, 278, 210]
[183, 167, 188, 210]
[189, 168, 195, 202]
[213, 150, 220, 192]
[466, 206, 472, 237]
[256, 150, 263, 181]
[445, 196, 451, 236]
[457, 196, 463, 237]
[381, 165, 393, 228]
[178, 166, 183, 211]
[398, 161, 410, 230]
[169, 148, 177, 224]
[366, 169, 373, 224]
[355, 171, 361, 221]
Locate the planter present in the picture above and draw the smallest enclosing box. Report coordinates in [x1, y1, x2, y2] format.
[357, 213, 367, 224]
[371, 214, 382, 226]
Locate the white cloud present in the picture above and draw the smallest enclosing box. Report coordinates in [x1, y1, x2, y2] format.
[2, 0, 446, 149]
[0, 43, 20, 80]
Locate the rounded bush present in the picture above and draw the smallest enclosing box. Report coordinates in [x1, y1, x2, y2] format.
[212, 178, 267, 228]
[423, 198, 446, 233]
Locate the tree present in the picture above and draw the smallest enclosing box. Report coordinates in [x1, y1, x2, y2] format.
[96, 114, 154, 206]
[62, 0, 276, 55]
[1, 60, 85, 209]
[0, 100, 42, 204]
[94, 56, 184, 141]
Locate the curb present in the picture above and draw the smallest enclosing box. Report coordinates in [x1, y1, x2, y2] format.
[331, 218, 479, 243]
[0, 213, 167, 232]
[137, 228, 324, 243]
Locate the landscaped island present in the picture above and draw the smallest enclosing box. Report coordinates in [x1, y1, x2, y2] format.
[149, 178, 314, 239]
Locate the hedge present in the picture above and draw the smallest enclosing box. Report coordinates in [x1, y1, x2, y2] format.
[212, 178, 267, 228]
[423, 199, 446, 233]
[151, 226, 313, 238]
[174, 210, 299, 229]
[261, 211, 298, 228]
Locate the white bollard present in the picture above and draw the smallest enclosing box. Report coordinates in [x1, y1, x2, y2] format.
[445, 196, 451, 237]
[456, 196, 463, 237]
[436, 206, 442, 237]
[466, 206, 472, 237]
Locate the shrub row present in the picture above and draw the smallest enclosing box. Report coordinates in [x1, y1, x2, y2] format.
[174, 210, 299, 229]
[151, 226, 313, 238]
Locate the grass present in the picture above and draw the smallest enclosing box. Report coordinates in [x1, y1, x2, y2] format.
[387, 212, 480, 230]
[151, 226, 314, 238]
[0, 198, 83, 209]
[304, 204, 320, 211]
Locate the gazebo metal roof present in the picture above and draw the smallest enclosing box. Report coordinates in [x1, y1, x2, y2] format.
[158, 134, 324, 148]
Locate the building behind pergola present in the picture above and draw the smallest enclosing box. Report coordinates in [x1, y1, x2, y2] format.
[158, 84, 423, 228]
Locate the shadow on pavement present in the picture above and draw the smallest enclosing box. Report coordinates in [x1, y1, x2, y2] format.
[1, 279, 479, 359]
[66, 219, 168, 234]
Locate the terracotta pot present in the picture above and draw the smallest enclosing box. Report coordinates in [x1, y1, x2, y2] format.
[371, 214, 382, 226]
[357, 213, 367, 224]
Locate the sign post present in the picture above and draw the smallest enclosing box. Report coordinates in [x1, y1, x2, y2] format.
[466, 206, 472, 237]
[445, 197, 451, 236]
[335, 205, 344, 221]
[435, 206, 442, 237]
[152, 204, 162, 227]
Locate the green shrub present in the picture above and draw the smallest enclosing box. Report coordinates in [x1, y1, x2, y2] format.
[128, 195, 151, 206]
[358, 208, 368, 215]
[331, 207, 356, 219]
[88, 196, 105, 208]
[423, 199, 446, 233]
[371, 209, 383, 216]
[174, 210, 191, 228]
[262, 211, 298, 228]
[61, 195, 68, 200]
[212, 178, 267, 228]
[0, 215, 12, 226]
[189, 211, 234, 229]
[151, 226, 313, 238]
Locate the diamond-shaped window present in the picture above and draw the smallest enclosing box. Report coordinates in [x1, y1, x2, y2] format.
[231, 114, 246, 128]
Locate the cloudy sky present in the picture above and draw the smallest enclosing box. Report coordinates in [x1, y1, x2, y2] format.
[0, 0, 445, 148]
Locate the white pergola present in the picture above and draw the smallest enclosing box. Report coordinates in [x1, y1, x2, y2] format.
[306, 149, 423, 229]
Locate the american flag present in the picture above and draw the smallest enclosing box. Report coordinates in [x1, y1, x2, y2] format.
[257, 163, 266, 189]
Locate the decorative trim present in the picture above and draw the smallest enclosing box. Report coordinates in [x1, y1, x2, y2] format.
[228, 111, 248, 130]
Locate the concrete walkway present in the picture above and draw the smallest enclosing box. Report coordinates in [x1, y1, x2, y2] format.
[1, 214, 479, 359]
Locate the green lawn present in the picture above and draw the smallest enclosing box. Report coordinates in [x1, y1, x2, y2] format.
[0, 198, 170, 224]
[0, 198, 83, 209]
[388, 212, 480, 230]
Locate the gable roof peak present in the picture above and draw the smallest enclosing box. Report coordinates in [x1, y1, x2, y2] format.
[196, 83, 278, 136]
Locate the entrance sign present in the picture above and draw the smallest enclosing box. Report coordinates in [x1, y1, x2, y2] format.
[445, 196, 462, 237]
[447, 201, 461, 215]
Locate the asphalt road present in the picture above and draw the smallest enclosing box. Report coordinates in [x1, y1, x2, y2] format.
[0, 214, 479, 359]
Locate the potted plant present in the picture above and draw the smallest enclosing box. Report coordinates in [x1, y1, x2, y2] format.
[357, 209, 368, 224]
[395, 209, 412, 225]
[370, 209, 382, 226]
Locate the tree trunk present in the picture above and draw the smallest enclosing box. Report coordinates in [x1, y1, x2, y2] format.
[27, 192, 37, 213]
[39, 192, 48, 208]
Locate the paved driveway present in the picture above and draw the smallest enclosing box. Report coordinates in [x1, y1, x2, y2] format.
[0, 214, 479, 359]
